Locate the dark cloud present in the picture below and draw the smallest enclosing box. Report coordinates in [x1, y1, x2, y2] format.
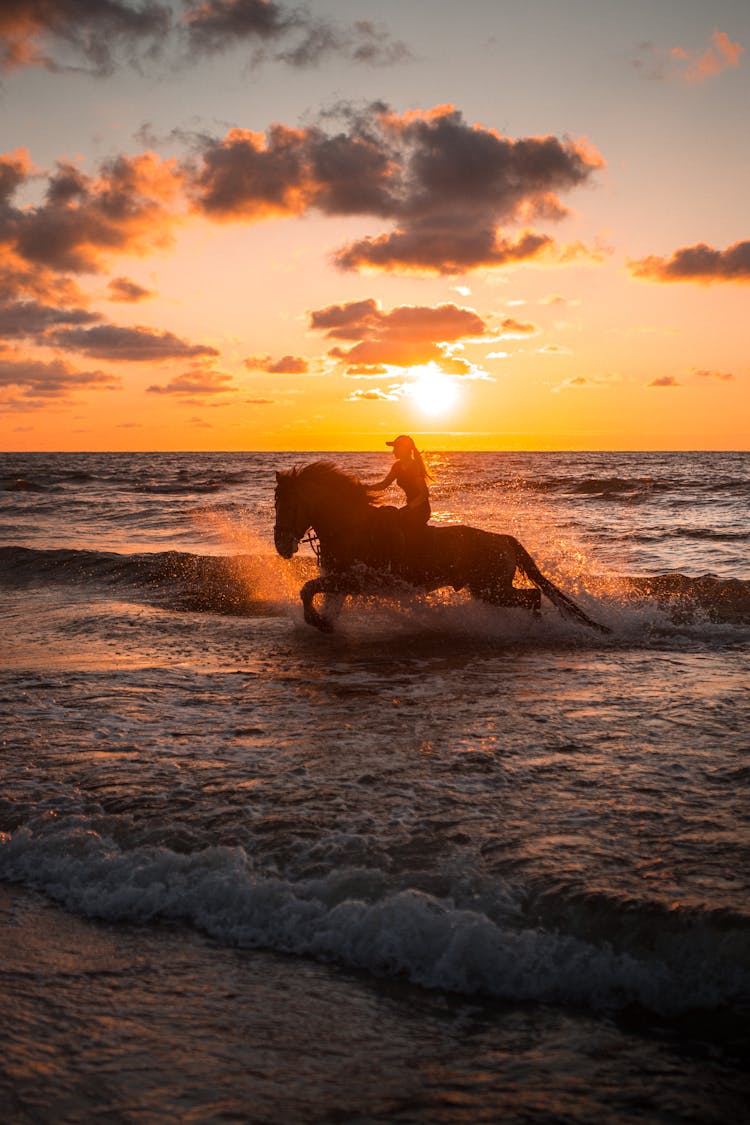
[0, 299, 99, 337]
[0, 149, 30, 201]
[181, 2, 411, 69]
[0, 0, 410, 76]
[310, 297, 488, 367]
[1, 152, 181, 275]
[146, 368, 235, 394]
[48, 324, 219, 360]
[244, 353, 309, 374]
[0, 0, 171, 75]
[0, 354, 119, 403]
[630, 240, 750, 283]
[107, 276, 154, 302]
[187, 104, 603, 274]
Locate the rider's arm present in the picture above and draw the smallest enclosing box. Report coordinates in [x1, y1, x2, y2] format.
[369, 466, 398, 491]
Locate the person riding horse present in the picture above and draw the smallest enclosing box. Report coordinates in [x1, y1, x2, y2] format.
[368, 436, 431, 530]
[274, 461, 611, 635]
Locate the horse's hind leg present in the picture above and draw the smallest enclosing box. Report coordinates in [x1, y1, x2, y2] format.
[469, 580, 541, 618]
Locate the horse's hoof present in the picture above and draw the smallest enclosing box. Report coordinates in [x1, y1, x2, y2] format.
[304, 608, 333, 633]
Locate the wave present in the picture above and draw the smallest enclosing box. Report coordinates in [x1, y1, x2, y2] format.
[1, 477, 53, 493]
[0, 544, 316, 615]
[1, 546, 748, 626]
[0, 820, 748, 1018]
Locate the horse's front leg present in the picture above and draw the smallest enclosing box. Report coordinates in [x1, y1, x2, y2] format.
[300, 576, 332, 631]
[300, 574, 358, 632]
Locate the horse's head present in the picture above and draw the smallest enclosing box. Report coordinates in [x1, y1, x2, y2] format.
[273, 469, 310, 558]
[274, 462, 374, 558]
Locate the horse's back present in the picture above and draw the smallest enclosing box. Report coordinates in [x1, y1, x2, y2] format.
[414, 523, 518, 588]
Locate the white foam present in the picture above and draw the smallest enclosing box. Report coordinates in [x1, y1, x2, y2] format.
[2, 818, 747, 1015]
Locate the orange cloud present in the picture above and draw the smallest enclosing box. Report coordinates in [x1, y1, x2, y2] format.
[694, 369, 735, 382]
[310, 298, 488, 367]
[146, 368, 236, 395]
[2, 151, 182, 275]
[497, 316, 538, 338]
[630, 240, 750, 283]
[107, 276, 154, 303]
[649, 376, 681, 387]
[347, 387, 400, 402]
[244, 353, 310, 374]
[680, 30, 745, 83]
[635, 30, 744, 84]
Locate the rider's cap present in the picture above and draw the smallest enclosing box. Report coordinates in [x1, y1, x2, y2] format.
[386, 435, 410, 447]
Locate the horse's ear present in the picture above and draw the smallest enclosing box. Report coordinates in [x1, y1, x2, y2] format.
[275, 471, 282, 483]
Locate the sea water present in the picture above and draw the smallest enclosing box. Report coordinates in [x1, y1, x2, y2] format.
[1, 451, 748, 1123]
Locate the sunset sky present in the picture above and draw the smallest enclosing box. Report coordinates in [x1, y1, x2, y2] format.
[1, 0, 748, 451]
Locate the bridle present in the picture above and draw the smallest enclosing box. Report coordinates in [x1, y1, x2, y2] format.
[300, 529, 321, 563]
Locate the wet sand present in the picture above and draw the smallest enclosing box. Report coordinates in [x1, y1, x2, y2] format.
[3, 883, 749, 1124]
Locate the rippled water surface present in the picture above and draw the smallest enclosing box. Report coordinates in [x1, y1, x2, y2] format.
[1, 451, 748, 1122]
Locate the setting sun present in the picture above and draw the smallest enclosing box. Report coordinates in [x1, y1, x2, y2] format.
[407, 365, 460, 416]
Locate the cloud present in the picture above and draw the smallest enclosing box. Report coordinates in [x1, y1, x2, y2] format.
[552, 372, 623, 393]
[537, 343, 573, 355]
[629, 239, 750, 283]
[146, 368, 236, 394]
[0, 1, 410, 76]
[648, 375, 681, 387]
[497, 316, 538, 338]
[634, 30, 744, 84]
[1, 151, 182, 275]
[48, 324, 219, 361]
[0, 299, 99, 337]
[694, 368, 735, 382]
[343, 363, 388, 377]
[182, 2, 411, 68]
[107, 276, 154, 302]
[347, 387, 400, 402]
[0, 0, 171, 75]
[0, 354, 119, 404]
[310, 297, 488, 366]
[244, 353, 309, 373]
[186, 103, 603, 274]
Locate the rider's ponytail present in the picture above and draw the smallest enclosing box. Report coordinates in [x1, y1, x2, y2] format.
[410, 440, 433, 482]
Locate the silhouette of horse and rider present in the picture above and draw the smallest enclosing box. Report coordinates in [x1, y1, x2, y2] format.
[274, 436, 609, 634]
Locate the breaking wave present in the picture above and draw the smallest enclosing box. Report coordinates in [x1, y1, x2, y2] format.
[0, 819, 748, 1018]
[1, 545, 748, 628]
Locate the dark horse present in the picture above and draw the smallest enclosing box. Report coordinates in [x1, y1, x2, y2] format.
[274, 461, 610, 634]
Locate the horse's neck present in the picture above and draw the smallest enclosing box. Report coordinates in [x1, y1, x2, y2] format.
[307, 487, 370, 558]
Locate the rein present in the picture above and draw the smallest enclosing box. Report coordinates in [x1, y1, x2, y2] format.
[301, 529, 321, 563]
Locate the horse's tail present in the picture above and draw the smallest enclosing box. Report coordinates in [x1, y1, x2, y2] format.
[513, 540, 611, 634]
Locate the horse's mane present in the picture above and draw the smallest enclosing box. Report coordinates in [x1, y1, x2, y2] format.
[279, 461, 378, 509]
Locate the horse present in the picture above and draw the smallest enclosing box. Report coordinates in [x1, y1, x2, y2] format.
[274, 461, 610, 634]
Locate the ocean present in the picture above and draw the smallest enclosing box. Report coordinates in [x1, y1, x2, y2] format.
[1, 449, 748, 1123]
